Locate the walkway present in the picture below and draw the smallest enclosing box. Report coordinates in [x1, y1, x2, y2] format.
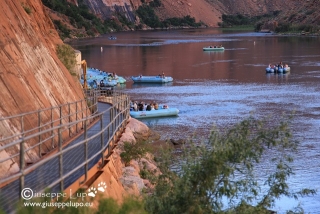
[0, 91, 129, 213]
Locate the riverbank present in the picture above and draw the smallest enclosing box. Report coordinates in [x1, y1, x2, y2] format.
[88, 117, 164, 207]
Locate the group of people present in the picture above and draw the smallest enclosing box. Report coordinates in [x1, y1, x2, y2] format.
[209, 45, 223, 48]
[130, 101, 168, 111]
[89, 68, 118, 79]
[157, 72, 165, 78]
[137, 72, 165, 79]
[268, 61, 289, 69]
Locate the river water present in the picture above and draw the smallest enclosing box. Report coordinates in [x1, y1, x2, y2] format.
[69, 29, 320, 213]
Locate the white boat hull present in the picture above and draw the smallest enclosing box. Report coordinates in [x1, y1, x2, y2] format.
[131, 76, 173, 83]
[130, 108, 179, 119]
[203, 47, 225, 51]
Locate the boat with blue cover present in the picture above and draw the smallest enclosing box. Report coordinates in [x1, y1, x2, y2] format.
[82, 67, 126, 89]
[130, 106, 179, 119]
[131, 75, 173, 83]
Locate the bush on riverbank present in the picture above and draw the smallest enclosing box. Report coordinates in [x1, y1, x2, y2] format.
[274, 23, 320, 34]
[218, 12, 278, 28]
[120, 140, 152, 166]
[144, 115, 316, 213]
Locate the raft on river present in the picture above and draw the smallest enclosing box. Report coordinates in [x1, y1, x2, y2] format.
[203, 46, 225, 51]
[131, 75, 173, 83]
[266, 66, 291, 73]
[130, 107, 179, 119]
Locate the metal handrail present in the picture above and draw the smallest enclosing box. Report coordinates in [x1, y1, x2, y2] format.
[0, 89, 130, 213]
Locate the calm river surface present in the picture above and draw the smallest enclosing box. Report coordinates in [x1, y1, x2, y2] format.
[69, 29, 320, 213]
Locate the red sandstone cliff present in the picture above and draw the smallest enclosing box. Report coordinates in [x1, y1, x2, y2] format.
[0, 0, 85, 175]
[0, 0, 84, 120]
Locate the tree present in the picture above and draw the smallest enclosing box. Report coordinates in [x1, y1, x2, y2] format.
[145, 115, 316, 214]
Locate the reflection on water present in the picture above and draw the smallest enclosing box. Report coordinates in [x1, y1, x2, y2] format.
[131, 82, 173, 88]
[69, 29, 320, 213]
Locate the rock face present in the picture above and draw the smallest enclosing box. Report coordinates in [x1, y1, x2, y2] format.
[80, 0, 320, 27]
[0, 0, 85, 120]
[82, 0, 144, 23]
[0, 0, 85, 175]
[89, 118, 161, 203]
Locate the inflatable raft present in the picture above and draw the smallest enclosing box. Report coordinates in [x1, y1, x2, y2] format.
[130, 107, 179, 119]
[84, 67, 126, 87]
[203, 46, 225, 51]
[266, 67, 290, 73]
[131, 75, 173, 83]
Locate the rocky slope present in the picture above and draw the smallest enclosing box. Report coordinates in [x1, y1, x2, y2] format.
[80, 0, 319, 28]
[90, 118, 161, 205]
[0, 0, 85, 121]
[0, 0, 85, 175]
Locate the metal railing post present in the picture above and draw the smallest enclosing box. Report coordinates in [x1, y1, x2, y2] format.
[100, 114, 104, 163]
[19, 137, 25, 199]
[108, 109, 111, 139]
[76, 101, 78, 133]
[60, 105, 62, 126]
[58, 127, 64, 192]
[51, 108, 54, 148]
[81, 119, 88, 184]
[81, 100, 84, 129]
[38, 110, 41, 157]
[19, 116, 25, 198]
[68, 103, 71, 137]
[111, 107, 115, 134]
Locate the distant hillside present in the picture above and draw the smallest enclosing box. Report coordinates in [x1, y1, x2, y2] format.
[43, 0, 320, 39]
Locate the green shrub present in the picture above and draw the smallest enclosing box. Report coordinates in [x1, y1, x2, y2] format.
[275, 22, 291, 32]
[120, 140, 151, 166]
[96, 198, 120, 214]
[56, 44, 77, 76]
[22, 3, 32, 14]
[144, 115, 316, 214]
[53, 20, 71, 39]
[136, 5, 161, 28]
[150, 0, 161, 8]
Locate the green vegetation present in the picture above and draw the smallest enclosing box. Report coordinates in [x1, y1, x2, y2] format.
[96, 197, 147, 214]
[42, 0, 128, 38]
[221, 11, 320, 34]
[21, 3, 32, 15]
[15, 193, 146, 214]
[56, 44, 77, 76]
[136, 4, 202, 29]
[120, 140, 151, 166]
[53, 20, 71, 39]
[274, 23, 320, 34]
[149, 0, 161, 8]
[144, 115, 316, 214]
[222, 25, 255, 31]
[136, 5, 161, 28]
[42, 0, 202, 38]
[219, 11, 278, 31]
